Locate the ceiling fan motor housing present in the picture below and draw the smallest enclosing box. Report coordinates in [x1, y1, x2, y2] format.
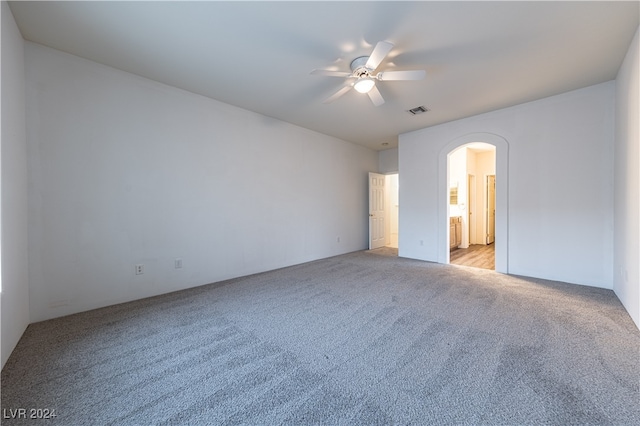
[350, 56, 372, 77]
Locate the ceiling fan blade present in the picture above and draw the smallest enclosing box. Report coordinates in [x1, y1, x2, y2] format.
[310, 69, 353, 78]
[323, 85, 352, 104]
[377, 70, 426, 81]
[367, 85, 385, 106]
[365, 41, 394, 71]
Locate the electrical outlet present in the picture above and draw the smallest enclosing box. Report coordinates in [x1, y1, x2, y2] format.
[135, 264, 144, 275]
[175, 258, 183, 269]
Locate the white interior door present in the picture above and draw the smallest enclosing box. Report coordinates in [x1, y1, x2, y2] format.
[369, 172, 386, 250]
[486, 174, 496, 244]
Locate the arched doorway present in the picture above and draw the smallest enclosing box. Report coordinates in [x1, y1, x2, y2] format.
[447, 143, 496, 269]
[437, 133, 509, 273]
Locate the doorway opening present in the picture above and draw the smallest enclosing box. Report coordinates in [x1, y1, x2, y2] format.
[437, 133, 508, 273]
[447, 143, 496, 270]
[368, 172, 399, 255]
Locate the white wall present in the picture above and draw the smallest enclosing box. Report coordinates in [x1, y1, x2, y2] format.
[378, 148, 398, 173]
[455, 147, 496, 247]
[1, 1, 29, 368]
[399, 82, 615, 288]
[614, 27, 639, 328]
[388, 174, 399, 248]
[26, 42, 378, 322]
[475, 150, 496, 246]
[466, 150, 478, 245]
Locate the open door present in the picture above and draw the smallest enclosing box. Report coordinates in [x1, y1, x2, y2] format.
[369, 172, 386, 249]
[486, 174, 496, 244]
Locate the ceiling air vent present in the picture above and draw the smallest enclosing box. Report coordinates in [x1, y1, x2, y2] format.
[407, 106, 429, 115]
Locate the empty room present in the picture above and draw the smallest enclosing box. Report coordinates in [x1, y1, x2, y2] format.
[2, 1, 639, 424]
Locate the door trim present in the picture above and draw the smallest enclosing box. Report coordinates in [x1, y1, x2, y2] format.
[486, 174, 496, 244]
[468, 174, 476, 245]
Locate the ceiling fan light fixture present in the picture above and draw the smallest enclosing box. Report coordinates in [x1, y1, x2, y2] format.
[312, 41, 423, 106]
[354, 77, 375, 94]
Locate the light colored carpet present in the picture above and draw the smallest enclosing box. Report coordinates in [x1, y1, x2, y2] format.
[2, 250, 639, 425]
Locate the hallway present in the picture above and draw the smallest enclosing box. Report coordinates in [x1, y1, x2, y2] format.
[450, 244, 495, 270]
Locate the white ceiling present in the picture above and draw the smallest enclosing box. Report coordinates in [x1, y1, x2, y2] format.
[9, 1, 639, 151]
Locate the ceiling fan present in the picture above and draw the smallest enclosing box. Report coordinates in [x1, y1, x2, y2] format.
[311, 41, 426, 106]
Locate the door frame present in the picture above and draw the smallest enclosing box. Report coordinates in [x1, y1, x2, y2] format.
[486, 174, 496, 244]
[368, 172, 387, 250]
[468, 174, 476, 245]
[438, 133, 509, 273]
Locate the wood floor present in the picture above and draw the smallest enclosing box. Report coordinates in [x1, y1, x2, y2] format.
[369, 244, 494, 270]
[450, 244, 495, 270]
